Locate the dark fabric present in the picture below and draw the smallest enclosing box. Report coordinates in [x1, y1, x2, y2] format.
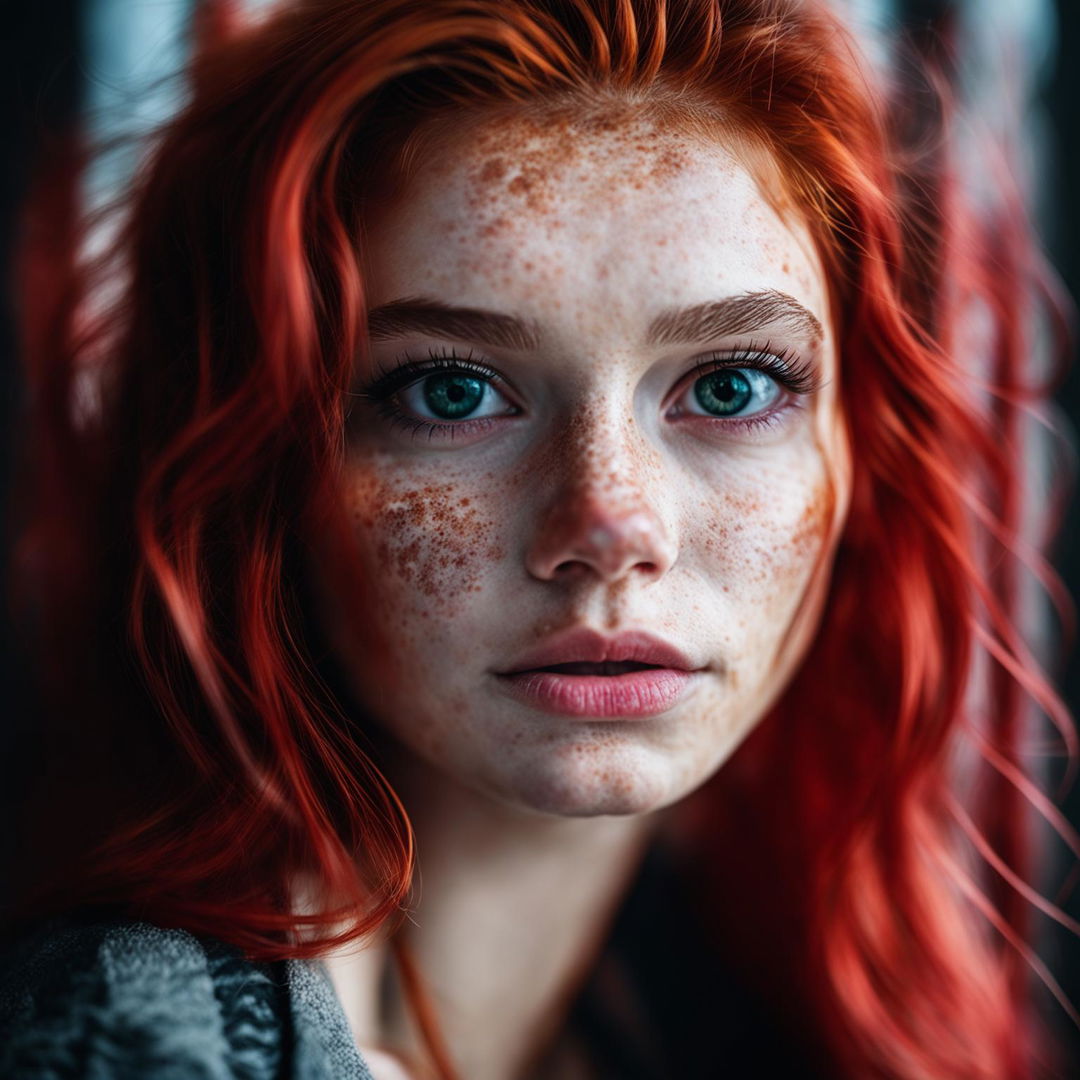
[567, 840, 820, 1079]
[0, 846, 812, 1078]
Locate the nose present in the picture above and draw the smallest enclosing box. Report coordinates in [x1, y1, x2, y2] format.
[524, 426, 677, 585]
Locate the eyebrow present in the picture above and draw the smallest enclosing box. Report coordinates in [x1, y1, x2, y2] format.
[364, 288, 823, 351]
[366, 298, 541, 351]
[646, 290, 824, 346]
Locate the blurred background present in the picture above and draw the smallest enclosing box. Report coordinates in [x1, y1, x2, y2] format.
[2, 0, 1079, 1067]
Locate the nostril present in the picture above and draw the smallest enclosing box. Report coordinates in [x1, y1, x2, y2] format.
[553, 558, 659, 577]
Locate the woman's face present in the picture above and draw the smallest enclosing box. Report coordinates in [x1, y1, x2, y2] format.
[312, 109, 850, 818]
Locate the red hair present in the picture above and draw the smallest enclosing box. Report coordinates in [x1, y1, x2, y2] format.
[6, 0, 1077, 1077]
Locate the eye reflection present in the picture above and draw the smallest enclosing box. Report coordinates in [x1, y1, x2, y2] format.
[422, 374, 485, 419]
[686, 368, 780, 418]
[400, 373, 512, 422]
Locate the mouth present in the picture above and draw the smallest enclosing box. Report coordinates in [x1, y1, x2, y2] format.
[525, 660, 664, 676]
[495, 663, 699, 718]
[498, 626, 700, 677]
[493, 626, 704, 717]
[494, 627, 703, 719]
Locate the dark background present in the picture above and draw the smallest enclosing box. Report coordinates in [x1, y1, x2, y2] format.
[3, 0, 1079, 1067]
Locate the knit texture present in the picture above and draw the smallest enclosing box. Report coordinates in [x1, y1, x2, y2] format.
[0, 843, 815, 1078]
[0, 917, 374, 1080]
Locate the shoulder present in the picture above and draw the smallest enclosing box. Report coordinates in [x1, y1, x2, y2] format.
[0, 915, 288, 1080]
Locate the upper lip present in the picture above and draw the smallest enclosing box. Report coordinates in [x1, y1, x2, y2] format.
[497, 627, 702, 675]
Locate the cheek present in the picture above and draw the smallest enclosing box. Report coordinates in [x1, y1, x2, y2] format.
[694, 454, 832, 633]
[345, 465, 507, 620]
[332, 464, 511, 761]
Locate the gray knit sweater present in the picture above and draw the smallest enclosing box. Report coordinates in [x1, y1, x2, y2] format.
[0, 845, 818, 1079]
[0, 918, 375, 1079]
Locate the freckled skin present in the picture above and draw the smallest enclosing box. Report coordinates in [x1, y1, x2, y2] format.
[309, 111, 851, 818]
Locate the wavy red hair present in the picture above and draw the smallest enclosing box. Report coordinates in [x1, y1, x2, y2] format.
[6, 0, 1077, 1077]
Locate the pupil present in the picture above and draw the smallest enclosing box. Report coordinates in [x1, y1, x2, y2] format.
[694, 370, 752, 415]
[424, 374, 485, 419]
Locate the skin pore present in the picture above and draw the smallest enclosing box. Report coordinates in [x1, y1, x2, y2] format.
[306, 106, 851, 1079]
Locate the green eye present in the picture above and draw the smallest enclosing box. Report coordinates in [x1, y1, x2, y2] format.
[694, 370, 751, 415]
[395, 369, 513, 425]
[688, 367, 779, 417]
[422, 374, 487, 419]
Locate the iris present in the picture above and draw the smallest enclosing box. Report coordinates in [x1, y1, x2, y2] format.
[423, 374, 486, 419]
[693, 370, 753, 416]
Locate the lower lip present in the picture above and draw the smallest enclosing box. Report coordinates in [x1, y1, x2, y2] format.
[495, 668, 699, 718]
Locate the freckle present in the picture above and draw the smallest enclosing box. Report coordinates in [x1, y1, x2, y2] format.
[782, 262, 790, 273]
[487, 213, 518, 237]
[478, 156, 507, 182]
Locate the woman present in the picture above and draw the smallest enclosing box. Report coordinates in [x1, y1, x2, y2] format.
[1, 0, 1074, 1077]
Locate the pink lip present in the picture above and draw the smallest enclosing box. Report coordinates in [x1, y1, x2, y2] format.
[494, 627, 704, 719]
[498, 627, 700, 674]
[496, 668, 699, 718]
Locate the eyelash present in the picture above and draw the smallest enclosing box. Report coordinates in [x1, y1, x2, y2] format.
[350, 344, 822, 442]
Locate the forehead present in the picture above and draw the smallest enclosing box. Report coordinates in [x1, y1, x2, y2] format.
[361, 110, 829, 348]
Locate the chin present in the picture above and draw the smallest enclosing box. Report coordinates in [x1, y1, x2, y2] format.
[496, 741, 688, 818]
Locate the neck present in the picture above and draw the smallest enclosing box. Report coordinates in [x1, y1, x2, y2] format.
[322, 735, 663, 1080]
